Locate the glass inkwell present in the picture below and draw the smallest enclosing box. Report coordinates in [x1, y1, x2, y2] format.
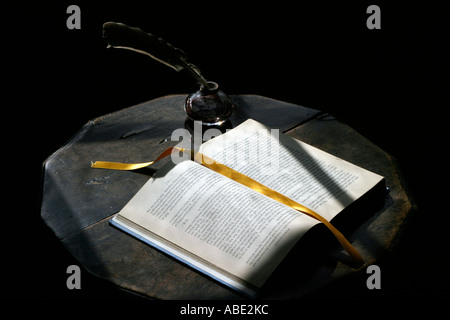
[102, 22, 234, 126]
[185, 81, 234, 126]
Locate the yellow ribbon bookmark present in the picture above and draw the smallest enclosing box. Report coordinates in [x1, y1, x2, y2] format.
[90, 147, 178, 170]
[91, 147, 364, 265]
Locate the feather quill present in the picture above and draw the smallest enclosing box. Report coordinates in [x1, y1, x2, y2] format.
[102, 22, 210, 89]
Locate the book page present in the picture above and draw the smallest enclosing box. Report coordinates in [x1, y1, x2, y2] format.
[200, 119, 384, 221]
[116, 160, 319, 288]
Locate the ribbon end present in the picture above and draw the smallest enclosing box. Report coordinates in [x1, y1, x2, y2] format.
[341, 248, 365, 269]
[351, 256, 365, 269]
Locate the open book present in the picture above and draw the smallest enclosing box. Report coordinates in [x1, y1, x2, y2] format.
[110, 119, 385, 297]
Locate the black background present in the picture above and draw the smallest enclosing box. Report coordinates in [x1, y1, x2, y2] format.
[6, 0, 447, 305]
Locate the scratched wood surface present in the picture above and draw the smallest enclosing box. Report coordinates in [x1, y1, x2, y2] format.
[40, 95, 414, 299]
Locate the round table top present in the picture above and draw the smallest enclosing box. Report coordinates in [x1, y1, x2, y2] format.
[41, 94, 414, 299]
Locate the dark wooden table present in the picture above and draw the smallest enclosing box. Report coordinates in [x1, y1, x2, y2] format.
[40, 94, 414, 299]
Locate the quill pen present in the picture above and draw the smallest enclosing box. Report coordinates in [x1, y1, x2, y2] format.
[103, 22, 210, 89]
